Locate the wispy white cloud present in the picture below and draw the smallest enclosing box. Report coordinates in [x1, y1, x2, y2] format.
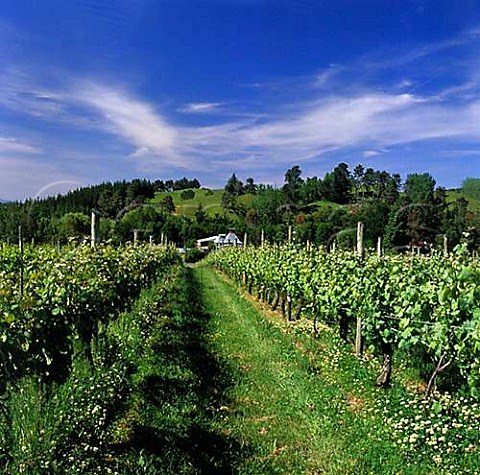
[179, 102, 223, 114]
[2, 17, 480, 195]
[71, 82, 186, 166]
[176, 91, 480, 166]
[0, 137, 40, 154]
[0, 68, 66, 118]
[5, 75, 480, 176]
[314, 65, 341, 88]
[367, 24, 480, 69]
[439, 149, 480, 157]
[235, 94, 419, 151]
[362, 150, 383, 158]
[4, 61, 480, 160]
[433, 82, 478, 101]
[395, 79, 414, 90]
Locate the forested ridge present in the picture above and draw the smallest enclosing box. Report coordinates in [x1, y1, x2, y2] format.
[1, 164, 479, 253]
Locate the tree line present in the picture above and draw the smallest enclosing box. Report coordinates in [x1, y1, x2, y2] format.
[0, 166, 479, 252]
[220, 164, 480, 253]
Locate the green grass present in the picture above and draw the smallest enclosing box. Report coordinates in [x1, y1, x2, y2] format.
[196, 267, 411, 474]
[2, 264, 478, 473]
[106, 265, 244, 474]
[446, 189, 480, 213]
[149, 188, 254, 217]
[195, 267, 479, 475]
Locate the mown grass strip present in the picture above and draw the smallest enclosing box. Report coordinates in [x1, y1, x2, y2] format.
[106, 265, 245, 474]
[0, 265, 242, 474]
[196, 266, 442, 475]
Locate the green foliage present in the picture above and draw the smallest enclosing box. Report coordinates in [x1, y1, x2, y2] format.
[57, 212, 90, 242]
[244, 177, 257, 194]
[224, 173, 244, 195]
[405, 173, 436, 204]
[322, 162, 352, 204]
[252, 186, 287, 226]
[179, 189, 195, 200]
[115, 206, 165, 241]
[198, 266, 480, 474]
[207, 245, 480, 396]
[184, 247, 204, 263]
[0, 246, 182, 473]
[0, 178, 157, 242]
[159, 195, 175, 214]
[283, 165, 304, 204]
[461, 177, 480, 201]
[0, 164, 477, 254]
[0, 243, 178, 389]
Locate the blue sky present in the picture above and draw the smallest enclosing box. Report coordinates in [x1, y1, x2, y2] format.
[1, 0, 480, 200]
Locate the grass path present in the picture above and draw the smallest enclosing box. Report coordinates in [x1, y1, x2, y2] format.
[195, 266, 430, 475]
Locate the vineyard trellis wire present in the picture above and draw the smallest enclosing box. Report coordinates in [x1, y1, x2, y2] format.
[206, 243, 480, 398]
[0, 242, 179, 390]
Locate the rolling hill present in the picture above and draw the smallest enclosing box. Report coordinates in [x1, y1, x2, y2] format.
[446, 189, 480, 213]
[149, 188, 255, 217]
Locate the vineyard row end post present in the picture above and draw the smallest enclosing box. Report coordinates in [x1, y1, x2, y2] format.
[91, 209, 100, 248]
[19, 225, 24, 297]
[356, 222, 365, 356]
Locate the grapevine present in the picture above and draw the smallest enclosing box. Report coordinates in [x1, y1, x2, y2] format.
[206, 244, 480, 396]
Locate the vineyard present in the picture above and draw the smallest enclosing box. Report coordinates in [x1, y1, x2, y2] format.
[0, 241, 479, 473]
[0, 243, 180, 473]
[0, 243, 178, 389]
[206, 245, 480, 397]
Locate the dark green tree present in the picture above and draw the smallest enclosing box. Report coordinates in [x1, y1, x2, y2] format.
[323, 163, 351, 204]
[57, 212, 90, 242]
[180, 189, 195, 200]
[194, 203, 207, 224]
[402, 173, 439, 244]
[159, 195, 176, 214]
[404, 173, 436, 204]
[224, 173, 244, 195]
[443, 197, 470, 247]
[283, 165, 304, 204]
[300, 176, 323, 203]
[244, 177, 257, 194]
[115, 206, 165, 242]
[461, 178, 480, 201]
[352, 164, 365, 203]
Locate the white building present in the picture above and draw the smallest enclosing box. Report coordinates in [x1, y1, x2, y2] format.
[196, 231, 243, 250]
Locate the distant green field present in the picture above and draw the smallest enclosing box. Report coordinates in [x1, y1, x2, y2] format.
[446, 189, 480, 213]
[149, 188, 254, 216]
[149, 188, 480, 218]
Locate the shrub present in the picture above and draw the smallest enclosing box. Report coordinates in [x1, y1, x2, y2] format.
[184, 247, 205, 263]
[180, 189, 195, 200]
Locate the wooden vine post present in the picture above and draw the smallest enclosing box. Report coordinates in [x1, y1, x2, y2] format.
[288, 225, 292, 242]
[377, 236, 383, 257]
[18, 225, 24, 297]
[355, 222, 365, 356]
[90, 209, 100, 248]
[243, 232, 247, 248]
[261, 229, 265, 248]
[443, 234, 448, 257]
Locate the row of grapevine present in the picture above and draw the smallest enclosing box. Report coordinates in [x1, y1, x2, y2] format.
[206, 245, 480, 397]
[0, 243, 179, 390]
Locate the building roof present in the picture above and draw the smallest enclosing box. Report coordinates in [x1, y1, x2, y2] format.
[196, 232, 242, 246]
